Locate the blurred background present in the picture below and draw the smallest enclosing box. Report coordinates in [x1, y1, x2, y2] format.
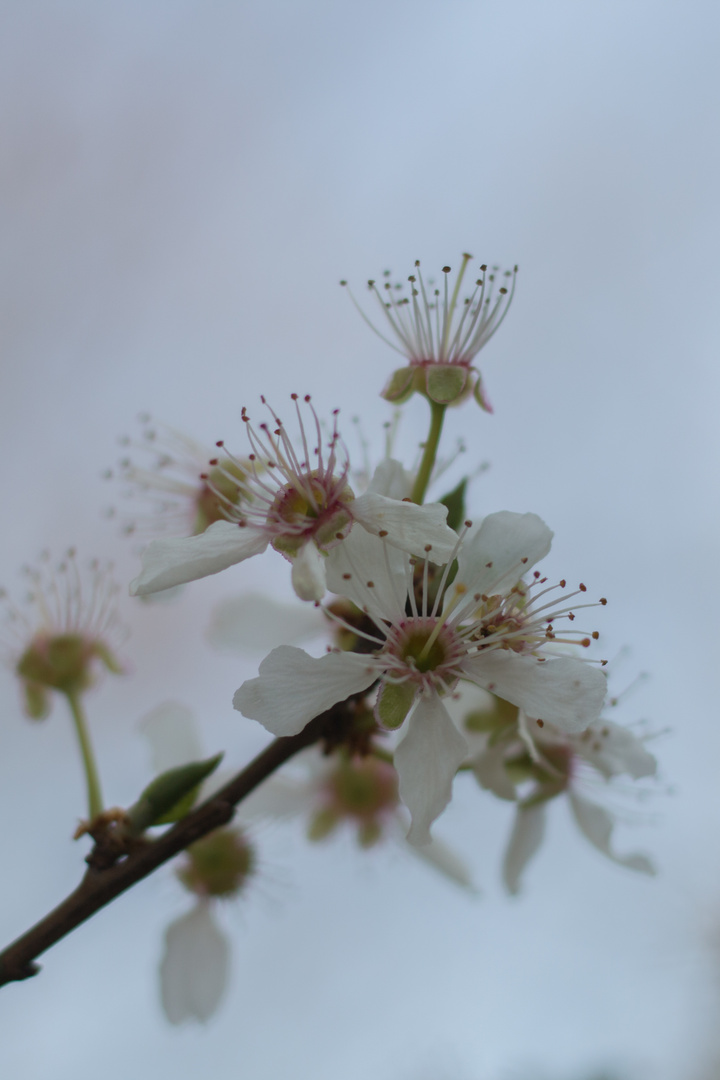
[1, 1, 719, 1077]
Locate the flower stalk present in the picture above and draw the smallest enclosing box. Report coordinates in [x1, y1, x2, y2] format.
[411, 401, 446, 504]
[66, 692, 104, 820]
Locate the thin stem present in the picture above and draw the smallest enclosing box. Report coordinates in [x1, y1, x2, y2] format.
[65, 692, 103, 820]
[410, 400, 446, 504]
[0, 702, 343, 989]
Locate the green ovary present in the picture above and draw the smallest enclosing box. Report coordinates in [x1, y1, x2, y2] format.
[399, 625, 448, 674]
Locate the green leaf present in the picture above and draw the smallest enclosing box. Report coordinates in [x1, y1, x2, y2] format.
[438, 477, 468, 533]
[426, 364, 468, 404]
[376, 680, 416, 730]
[126, 753, 224, 833]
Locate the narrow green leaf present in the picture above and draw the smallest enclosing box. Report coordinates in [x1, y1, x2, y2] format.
[127, 753, 224, 833]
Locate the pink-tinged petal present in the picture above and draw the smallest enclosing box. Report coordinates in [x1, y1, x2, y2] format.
[233, 645, 377, 736]
[352, 492, 458, 564]
[140, 702, 203, 772]
[462, 652, 606, 733]
[502, 804, 546, 895]
[568, 793, 656, 875]
[325, 526, 406, 623]
[451, 511, 553, 602]
[367, 459, 414, 500]
[576, 720, 657, 780]
[394, 693, 468, 846]
[130, 521, 268, 596]
[207, 593, 323, 654]
[290, 542, 327, 602]
[160, 903, 230, 1024]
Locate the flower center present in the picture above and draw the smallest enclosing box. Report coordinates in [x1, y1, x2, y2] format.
[177, 828, 256, 898]
[387, 617, 460, 681]
[326, 757, 398, 821]
[194, 462, 247, 532]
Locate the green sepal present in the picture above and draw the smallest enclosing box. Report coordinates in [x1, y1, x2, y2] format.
[92, 641, 123, 675]
[375, 680, 416, 730]
[464, 695, 519, 735]
[381, 366, 415, 403]
[473, 373, 493, 413]
[23, 682, 50, 720]
[438, 477, 468, 533]
[126, 752, 224, 833]
[307, 807, 339, 841]
[425, 364, 468, 405]
[358, 820, 382, 848]
[519, 780, 568, 809]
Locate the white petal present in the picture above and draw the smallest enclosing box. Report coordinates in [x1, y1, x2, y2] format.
[160, 903, 230, 1024]
[471, 740, 518, 801]
[233, 645, 377, 736]
[452, 511, 553, 602]
[367, 458, 414, 500]
[207, 593, 323, 653]
[130, 521, 268, 595]
[462, 652, 606, 733]
[568, 793, 656, 875]
[576, 720, 657, 780]
[394, 693, 468, 846]
[405, 831, 477, 891]
[139, 702, 203, 772]
[237, 773, 314, 822]
[502, 804, 546, 895]
[325, 526, 407, 623]
[291, 542, 327, 601]
[352, 491, 458, 564]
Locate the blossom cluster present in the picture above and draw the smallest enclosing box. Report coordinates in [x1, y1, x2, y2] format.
[2, 253, 660, 1025]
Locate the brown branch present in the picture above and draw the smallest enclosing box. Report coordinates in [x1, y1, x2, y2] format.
[0, 708, 339, 989]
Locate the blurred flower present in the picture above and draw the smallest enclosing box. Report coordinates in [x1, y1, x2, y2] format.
[235, 512, 607, 844]
[107, 414, 250, 539]
[342, 254, 516, 407]
[140, 702, 258, 1025]
[242, 747, 475, 890]
[465, 696, 657, 893]
[130, 395, 459, 602]
[1, 550, 123, 720]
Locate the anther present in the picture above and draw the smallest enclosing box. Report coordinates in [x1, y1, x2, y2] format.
[378, 530, 388, 538]
[600, 597, 607, 605]
[536, 719, 545, 728]
[591, 631, 599, 639]
[579, 583, 587, 592]
[342, 573, 352, 580]
[216, 440, 224, 447]
[559, 579, 566, 588]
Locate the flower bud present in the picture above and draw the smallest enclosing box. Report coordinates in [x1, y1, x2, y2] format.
[177, 828, 256, 899]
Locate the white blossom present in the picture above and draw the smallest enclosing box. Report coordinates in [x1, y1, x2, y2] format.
[468, 704, 658, 893]
[130, 396, 459, 602]
[342, 255, 516, 408]
[234, 512, 607, 844]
